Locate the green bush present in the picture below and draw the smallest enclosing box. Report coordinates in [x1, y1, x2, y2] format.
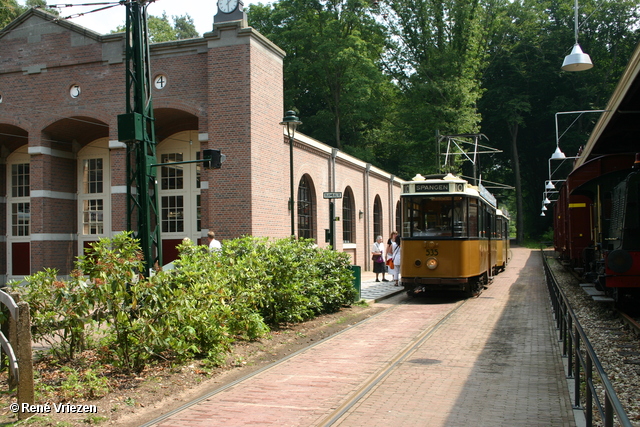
[12, 233, 356, 372]
[9, 267, 96, 361]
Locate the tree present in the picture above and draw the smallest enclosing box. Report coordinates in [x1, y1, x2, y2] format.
[113, 12, 199, 42]
[248, 0, 395, 152]
[379, 0, 502, 177]
[0, 0, 23, 28]
[24, 0, 59, 15]
[479, 0, 640, 242]
[173, 14, 199, 40]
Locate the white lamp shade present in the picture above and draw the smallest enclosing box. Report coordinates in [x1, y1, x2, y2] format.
[540, 212, 546, 217]
[542, 205, 548, 211]
[562, 43, 593, 71]
[543, 197, 551, 205]
[545, 181, 556, 190]
[551, 146, 566, 159]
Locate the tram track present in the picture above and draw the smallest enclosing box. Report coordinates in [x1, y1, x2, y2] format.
[317, 298, 466, 426]
[139, 298, 404, 427]
[619, 310, 640, 336]
[140, 295, 466, 427]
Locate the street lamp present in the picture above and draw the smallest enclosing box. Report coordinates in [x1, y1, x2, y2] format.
[280, 110, 302, 236]
[561, 0, 593, 71]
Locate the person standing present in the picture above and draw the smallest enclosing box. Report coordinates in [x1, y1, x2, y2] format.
[389, 234, 401, 286]
[207, 231, 222, 251]
[371, 235, 388, 282]
[386, 230, 398, 257]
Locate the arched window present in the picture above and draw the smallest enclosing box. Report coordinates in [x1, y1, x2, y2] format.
[78, 140, 111, 253]
[373, 195, 383, 239]
[7, 147, 31, 276]
[157, 130, 202, 263]
[342, 187, 355, 243]
[297, 175, 315, 239]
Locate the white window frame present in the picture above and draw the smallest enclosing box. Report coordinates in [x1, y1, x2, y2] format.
[157, 131, 202, 242]
[77, 139, 111, 254]
[6, 147, 31, 278]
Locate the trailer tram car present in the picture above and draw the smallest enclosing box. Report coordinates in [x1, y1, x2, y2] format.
[553, 153, 640, 304]
[400, 173, 510, 297]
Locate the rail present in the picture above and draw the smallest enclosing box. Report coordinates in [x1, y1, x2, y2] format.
[542, 251, 632, 427]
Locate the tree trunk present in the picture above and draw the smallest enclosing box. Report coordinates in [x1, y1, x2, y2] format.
[509, 122, 524, 245]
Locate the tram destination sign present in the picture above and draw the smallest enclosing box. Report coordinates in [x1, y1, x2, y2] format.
[414, 183, 449, 193]
[323, 192, 343, 199]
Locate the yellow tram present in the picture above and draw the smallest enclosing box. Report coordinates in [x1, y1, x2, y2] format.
[400, 173, 510, 296]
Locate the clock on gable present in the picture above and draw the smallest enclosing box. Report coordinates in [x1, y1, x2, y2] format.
[214, 0, 247, 23]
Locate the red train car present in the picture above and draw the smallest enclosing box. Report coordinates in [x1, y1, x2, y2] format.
[554, 154, 635, 269]
[553, 153, 639, 302]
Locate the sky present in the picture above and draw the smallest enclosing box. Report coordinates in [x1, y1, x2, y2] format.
[17, 0, 265, 36]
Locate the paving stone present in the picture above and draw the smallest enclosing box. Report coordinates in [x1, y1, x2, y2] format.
[150, 248, 576, 427]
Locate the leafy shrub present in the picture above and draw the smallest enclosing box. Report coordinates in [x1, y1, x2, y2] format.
[10, 268, 96, 361]
[13, 233, 356, 372]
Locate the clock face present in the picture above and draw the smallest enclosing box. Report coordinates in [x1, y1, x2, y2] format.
[154, 75, 167, 90]
[70, 85, 81, 98]
[217, 0, 238, 13]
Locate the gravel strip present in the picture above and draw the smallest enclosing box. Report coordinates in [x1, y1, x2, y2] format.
[545, 252, 640, 427]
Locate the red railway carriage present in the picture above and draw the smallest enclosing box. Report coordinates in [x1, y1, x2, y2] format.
[553, 153, 639, 302]
[553, 154, 635, 269]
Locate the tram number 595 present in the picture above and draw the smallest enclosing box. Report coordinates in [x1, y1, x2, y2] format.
[425, 249, 439, 256]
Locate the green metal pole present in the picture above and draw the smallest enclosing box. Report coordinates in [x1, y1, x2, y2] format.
[122, 0, 162, 274]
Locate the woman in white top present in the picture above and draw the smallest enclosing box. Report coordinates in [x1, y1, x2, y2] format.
[389, 235, 401, 286]
[371, 235, 388, 282]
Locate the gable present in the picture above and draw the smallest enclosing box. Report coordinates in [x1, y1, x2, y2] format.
[0, 8, 123, 73]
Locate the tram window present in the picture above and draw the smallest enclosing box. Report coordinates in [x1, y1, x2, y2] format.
[452, 197, 467, 237]
[490, 212, 494, 237]
[469, 201, 478, 237]
[402, 196, 471, 238]
[423, 197, 452, 236]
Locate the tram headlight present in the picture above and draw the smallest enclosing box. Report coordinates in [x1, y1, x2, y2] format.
[426, 257, 438, 270]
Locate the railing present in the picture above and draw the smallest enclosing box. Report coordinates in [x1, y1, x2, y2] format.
[0, 290, 34, 420]
[542, 252, 632, 427]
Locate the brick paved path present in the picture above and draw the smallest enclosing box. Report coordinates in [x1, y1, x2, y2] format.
[149, 247, 576, 427]
[334, 247, 576, 427]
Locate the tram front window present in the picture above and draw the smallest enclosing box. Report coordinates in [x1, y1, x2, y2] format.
[403, 196, 467, 238]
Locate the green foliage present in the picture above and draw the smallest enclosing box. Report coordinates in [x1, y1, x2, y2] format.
[25, 0, 59, 15]
[57, 367, 110, 401]
[248, 0, 394, 152]
[478, 0, 639, 241]
[113, 12, 199, 42]
[0, 0, 22, 28]
[14, 234, 356, 373]
[251, 0, 639, 239]
[221, 237, 357, 325]
[541, 227, 554, 243]
[12, 268, 95, 361]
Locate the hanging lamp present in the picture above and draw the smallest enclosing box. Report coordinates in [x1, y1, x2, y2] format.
[561, 0, 593, 71]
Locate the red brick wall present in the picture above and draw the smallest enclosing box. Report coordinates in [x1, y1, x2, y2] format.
[0, 11, 402, 277]
[249, 39, 287, 238]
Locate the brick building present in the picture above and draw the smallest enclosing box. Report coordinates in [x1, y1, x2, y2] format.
[0, 8, 402, 282]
